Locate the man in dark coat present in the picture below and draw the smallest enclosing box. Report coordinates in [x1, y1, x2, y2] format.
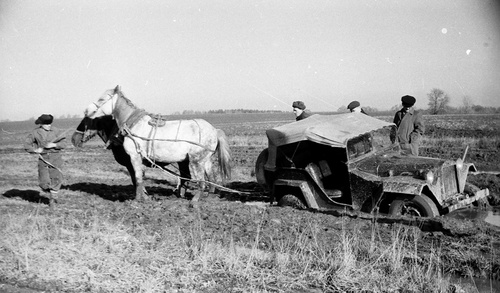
[393, 95, 425, 156]
[24, 114, 67, 206]
[292, 101, 312, 121]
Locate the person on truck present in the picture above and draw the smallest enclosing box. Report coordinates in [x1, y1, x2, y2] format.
[292, 101, 312, 121]
[347, 101, 368, 115]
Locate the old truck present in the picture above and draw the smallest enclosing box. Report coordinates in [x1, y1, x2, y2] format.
[255, 113, 489, 217]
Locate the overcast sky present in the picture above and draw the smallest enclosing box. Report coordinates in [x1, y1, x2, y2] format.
[1, 0, 499, 121]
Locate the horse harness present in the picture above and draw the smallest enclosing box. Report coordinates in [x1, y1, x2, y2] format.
[117, 109, 216, 162]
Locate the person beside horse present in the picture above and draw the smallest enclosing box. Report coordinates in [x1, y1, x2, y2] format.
[24, 114, 67, 206]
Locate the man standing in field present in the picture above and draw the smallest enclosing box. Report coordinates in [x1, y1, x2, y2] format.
[24, 114, 67, 206]
[393, 95, 425, 156]
[292, 101, 312, 121]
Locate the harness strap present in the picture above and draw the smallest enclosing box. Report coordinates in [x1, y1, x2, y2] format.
[121, 124, 216, 152]
[175, 120, 182, 140]
[146, 114, 162, 160]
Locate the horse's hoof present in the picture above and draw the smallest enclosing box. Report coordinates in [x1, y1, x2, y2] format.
[188, 201, 199, 209]
[175, 188, 186, 199]
[136, 195, 150, 202]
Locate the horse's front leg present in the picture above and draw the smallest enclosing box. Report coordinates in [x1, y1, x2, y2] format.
[129, 153, 148, 201]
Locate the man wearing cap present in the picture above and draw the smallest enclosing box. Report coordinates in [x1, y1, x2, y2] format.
[393, 95, 425, 156]
[292, 101, 312, 121]
[347, 101, 368, 115]
[24, 114, 67, 206]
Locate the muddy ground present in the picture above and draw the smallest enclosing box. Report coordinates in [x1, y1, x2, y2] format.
[1, 146, 500, 292]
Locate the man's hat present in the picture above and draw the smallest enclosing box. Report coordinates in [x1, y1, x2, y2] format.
[292, 101, 306, 110]
[401, 95, 416, 107]
[35, 114, 54, 125]
[347, 101, 360, 110]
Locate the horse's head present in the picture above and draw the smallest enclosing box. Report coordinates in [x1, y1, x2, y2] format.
[71, 116, 119, 147]
[84, 85, 121, 118]
[72, 117, 96, 147]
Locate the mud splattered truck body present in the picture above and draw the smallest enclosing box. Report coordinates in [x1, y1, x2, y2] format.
[255, 113, 489, 217]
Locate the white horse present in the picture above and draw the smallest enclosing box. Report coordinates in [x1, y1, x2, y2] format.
[84, 85, 231, 202]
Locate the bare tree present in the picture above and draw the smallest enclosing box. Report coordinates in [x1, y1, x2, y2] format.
[427, 88, 450, 115]
[390, 104, 401, 112]
[337, 105, 348, 112]
[461, 95, 474, 114]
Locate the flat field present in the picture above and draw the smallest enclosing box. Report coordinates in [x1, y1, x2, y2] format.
[1, 113, 500, 292]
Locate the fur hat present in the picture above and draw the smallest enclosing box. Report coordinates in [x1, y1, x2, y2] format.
[35, 114, 54, 125]
[401, 95, 416, 107]
[347, 101, 360, 110]
[292, 101, 306, 110]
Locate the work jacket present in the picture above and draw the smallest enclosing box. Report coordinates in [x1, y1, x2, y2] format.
[24, 127, 67, 154]
[393, 108, 425, 144]
[296, 110, 313, 121]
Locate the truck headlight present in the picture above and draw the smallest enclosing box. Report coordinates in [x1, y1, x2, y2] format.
[425, 170, 434, 184]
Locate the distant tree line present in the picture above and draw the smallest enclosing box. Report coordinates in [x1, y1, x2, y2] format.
[171, 109, 286, 115]
[9, 88, 498, 122]
[207, 109, 286, 114]
[336, 88, 500, 115]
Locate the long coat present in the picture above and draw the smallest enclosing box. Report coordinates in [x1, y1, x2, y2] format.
[24, 126, 66, 194]
[393, 108, 424, 156]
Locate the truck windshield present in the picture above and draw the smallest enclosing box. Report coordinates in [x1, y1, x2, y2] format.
[347, 126, 396, 159]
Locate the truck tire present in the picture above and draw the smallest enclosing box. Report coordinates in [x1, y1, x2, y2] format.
[255, 148, 270, 190]
[388, 194, 439, 217]
[278, 194, 307, 210]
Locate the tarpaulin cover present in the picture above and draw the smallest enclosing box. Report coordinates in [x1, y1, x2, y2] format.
[266, 113, 395, 148]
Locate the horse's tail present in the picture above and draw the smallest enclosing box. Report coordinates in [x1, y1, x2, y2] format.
[216, 129, 231, 181]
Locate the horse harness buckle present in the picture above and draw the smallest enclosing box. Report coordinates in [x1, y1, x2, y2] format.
[148, 114, 167, 127]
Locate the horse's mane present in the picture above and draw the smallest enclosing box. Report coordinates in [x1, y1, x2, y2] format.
[116, 89, 140, 110]
[97, 88, 141, 111]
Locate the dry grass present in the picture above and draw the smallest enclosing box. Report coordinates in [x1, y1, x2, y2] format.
[422, 136, 500, 150]
[0, 204, 468, 293]
[1, 114, 498, 292]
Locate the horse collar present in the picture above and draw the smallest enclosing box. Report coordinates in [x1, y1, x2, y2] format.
[119, 109, 147, 134]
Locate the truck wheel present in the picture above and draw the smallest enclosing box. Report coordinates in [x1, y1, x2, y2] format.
[388, 195, 439, 217]
[255, 148, 269, 190]
[278, 194, 307, 210]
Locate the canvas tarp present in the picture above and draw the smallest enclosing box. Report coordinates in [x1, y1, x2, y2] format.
[266, 113, 395, 148]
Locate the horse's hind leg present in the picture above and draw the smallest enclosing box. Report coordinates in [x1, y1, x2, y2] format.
[176, 160, 190, 198]
[189, 161, 206, 203]
[204, 158, 216, 193]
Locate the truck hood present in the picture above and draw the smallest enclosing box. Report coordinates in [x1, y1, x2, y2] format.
[355, 151, 449, 178]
